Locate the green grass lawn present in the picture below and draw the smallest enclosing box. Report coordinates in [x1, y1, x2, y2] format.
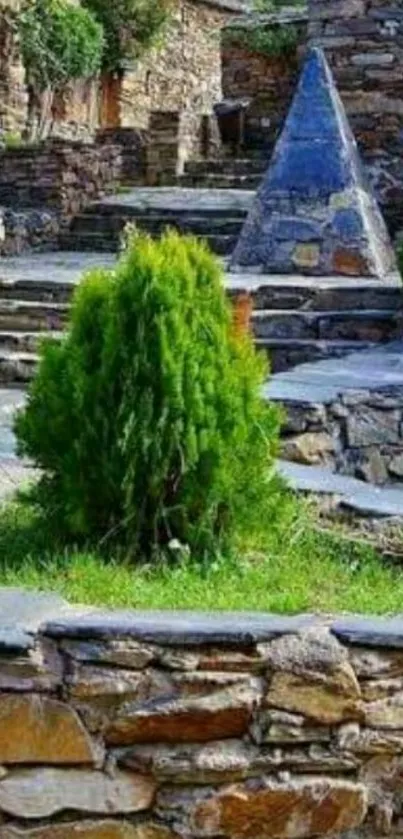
[1, 483, 403, 615]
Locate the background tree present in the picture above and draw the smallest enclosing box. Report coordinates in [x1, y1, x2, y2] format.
[19, 0, 103, 140]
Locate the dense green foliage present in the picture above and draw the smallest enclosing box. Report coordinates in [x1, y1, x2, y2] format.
[82, 0, 172, 73]
[19, 0, 103, 93]
[15, 230, 279, 559]
[224, 23, 299, 58]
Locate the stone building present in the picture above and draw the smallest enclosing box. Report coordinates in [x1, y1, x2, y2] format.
[0, 0, 242, 164]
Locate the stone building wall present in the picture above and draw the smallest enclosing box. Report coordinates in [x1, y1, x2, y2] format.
[2, 594, 403, 838]
[308, 0, 403, 235]
[116, 0, 237, 170]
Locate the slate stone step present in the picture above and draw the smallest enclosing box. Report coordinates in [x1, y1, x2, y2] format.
[70, 212, 244, 237]
[61, 232, 238, 256]
[257, 338, 376, 373]
[0, 350, 38, 386]
[0, 300, 68, 332]
[278, 460, 403, 519]
[0, 330, 62, 354]
[227, 274, 403, 313]
[252, 309, 401, 343]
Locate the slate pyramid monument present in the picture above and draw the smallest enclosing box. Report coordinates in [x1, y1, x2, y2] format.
[230, 47, 396, 280]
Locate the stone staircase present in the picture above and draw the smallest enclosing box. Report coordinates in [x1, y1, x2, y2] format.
[61, 187, 252, 257]
[0, 253, 400, 388]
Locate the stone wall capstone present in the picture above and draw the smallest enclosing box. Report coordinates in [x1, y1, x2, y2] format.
[2, 591, 403, 837]
[308, 0, 403, 235]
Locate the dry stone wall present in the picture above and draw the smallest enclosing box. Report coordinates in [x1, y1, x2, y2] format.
[2, 594, 403, 837]
[308, 0, 403, 235]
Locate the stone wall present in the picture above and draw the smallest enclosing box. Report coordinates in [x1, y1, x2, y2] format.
[309, 0, 403, 235]
[281, 383, 403, 486]
[3, 593, 403, 837]
[0, 139, 121, 219]
[221, 13, 306, 155]
[116, 0, 236, 170]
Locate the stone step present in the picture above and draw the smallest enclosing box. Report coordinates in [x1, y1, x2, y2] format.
[0, 300, 68, 332]
[227, 273, 403, 312]
[278, 460, 403, 519]
[178, 174, 262, 190]
[69, 212, 244, 237]
[0, 350, 38, 386]
[61, 231, 238, 256]
[257, 338, 376, 373]
[0, 330, 63, 354]
[252, 309, 401, 343]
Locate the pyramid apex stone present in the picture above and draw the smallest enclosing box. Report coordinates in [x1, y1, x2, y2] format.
[231, 47, 396, 280]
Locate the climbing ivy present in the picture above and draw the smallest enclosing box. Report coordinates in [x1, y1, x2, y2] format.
[81, 0, 172, 73]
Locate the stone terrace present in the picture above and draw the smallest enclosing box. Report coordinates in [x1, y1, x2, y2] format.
[2, 590, 403, 836]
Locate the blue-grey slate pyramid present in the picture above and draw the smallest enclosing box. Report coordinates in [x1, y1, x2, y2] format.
[230, 47, 396, 279]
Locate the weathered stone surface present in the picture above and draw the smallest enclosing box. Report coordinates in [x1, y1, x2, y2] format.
[62, 639, 156, 669]
[332, 617, 403, 649]
[44, 611, 316, 646]
[121, 739, 356, 783]
[1, 823, 175, 839]
[230, 48, 395, 279]
[0, 768, 155, 818]
[346, 407, 400, 447]
[0, 694, 96, 764]
[157, 778, 368, 838]
[256, 709, 331, 743]
[263, 630, 361, 723]
[364, 694, 403, 729]
[0, 640, 62, 691]
[105, 682, 262, 745]
[280, 431, 335, 465]
[349, 648, 403, 679]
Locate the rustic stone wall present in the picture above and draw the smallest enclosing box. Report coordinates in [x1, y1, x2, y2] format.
[117, 0, 235, 169]
[221, 14, 306, 155]
[281, 384, 403, 486]
[308, 0, 403, 235]
[0, 139, 121, 219]
[3, 595, 403, 837]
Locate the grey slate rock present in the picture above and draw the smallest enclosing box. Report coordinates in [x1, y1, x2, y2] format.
[332, 617, 403, 649]
[42, 611, 317, 646]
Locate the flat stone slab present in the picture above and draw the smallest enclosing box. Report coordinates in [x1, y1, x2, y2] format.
[0, 588, 70, 653]
[332, 616, 403, 648]
[226, 272, 401, 291]
[278, 459, 403, 518]
[0, 252, 116, 286]
[43, 610, 316, 646]
[266, 341, 403, 405]
[98, 187, 254, 214]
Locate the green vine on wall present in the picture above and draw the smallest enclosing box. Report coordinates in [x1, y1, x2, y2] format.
[81, 0, 173, 74]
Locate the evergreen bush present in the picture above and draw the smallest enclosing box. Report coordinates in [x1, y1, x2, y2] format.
[15, 230, 279, 558]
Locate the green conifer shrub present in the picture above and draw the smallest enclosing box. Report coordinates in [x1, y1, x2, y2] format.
[15, 230, 279, 558]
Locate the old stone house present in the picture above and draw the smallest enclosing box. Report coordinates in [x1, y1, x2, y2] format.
[0, 0, 243, 163]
